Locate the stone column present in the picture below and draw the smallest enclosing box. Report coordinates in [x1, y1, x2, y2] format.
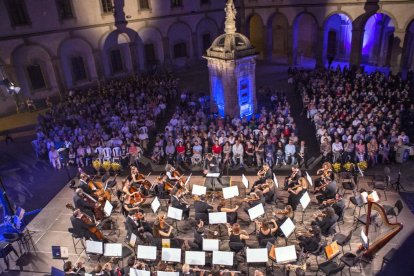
[93, 49, 104, 80]
[315, 27, 325, 68]
[350, 27, 365, 68]
[162, 37, 171, 62]
[390, 30, 406, 74]
[129, 42, 138, 73]
[51, 57, 65, 99]
[263, 26, 272, 63]
[287, 27, 295, 65]
[191, 33, 199, 59]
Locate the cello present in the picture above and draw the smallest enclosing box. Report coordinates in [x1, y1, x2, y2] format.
[88, 177, 111, 203]
[66, 204, 104, 241]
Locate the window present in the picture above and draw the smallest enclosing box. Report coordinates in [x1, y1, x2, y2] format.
[56, 0, 74, 20]
[200, 0, 210, 5]
[5, 0, 30, 26]
[27, 65, 46, 90]
[144, 43, 157, 65]
[110, 49, 124, 73]
[101, 0, 113, 14]
[202, 33, 211, 52]
[174, 42, 187, 58]
[139, 0, 150, 10]
[71, 56, 87, 82]
[171, 0, 182, 8]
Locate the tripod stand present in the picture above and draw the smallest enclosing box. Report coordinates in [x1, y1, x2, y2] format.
[392, 168, 405, 192]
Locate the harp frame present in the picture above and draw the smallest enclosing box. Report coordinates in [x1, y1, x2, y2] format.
[362, 200, 403, 259]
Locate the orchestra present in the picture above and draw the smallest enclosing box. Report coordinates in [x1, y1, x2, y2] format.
[64, 161, 394, 275]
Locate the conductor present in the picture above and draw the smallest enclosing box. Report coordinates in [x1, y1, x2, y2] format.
[203, 153, 223, 190]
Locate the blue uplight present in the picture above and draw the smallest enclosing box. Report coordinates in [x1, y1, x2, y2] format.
[212, 76, 225, 117]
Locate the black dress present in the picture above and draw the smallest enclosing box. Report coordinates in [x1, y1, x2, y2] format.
[288, 188, 307, 211]
[218, 206, 237, 224]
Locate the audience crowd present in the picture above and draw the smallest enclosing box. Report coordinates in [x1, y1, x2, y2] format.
[151, 89, 308, 169]
[33, 74, 179, 169]
[296, 67, 413, 166]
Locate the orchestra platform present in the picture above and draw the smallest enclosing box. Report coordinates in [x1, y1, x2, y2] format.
[1, 173, 414, 275]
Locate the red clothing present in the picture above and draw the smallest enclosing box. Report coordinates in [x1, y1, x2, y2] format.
[212, 145, 222, 154]
[176, 145, 185, 154]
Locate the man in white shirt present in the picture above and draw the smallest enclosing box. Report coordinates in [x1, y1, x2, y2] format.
[331, 138, 343, 163]
[284, 139, 296, 165]
[232, 139, 244, 166]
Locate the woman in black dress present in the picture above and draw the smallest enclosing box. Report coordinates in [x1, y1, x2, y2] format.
[255, 219, 278, 246]
[287, 177, 308, 211]
[227, 223, 249, 244]
[217, 199, 239, 225]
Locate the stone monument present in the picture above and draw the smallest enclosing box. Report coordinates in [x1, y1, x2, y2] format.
[204, 0, 257, 118]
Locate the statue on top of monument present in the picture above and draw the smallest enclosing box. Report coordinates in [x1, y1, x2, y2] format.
[224, 0, 237, 34]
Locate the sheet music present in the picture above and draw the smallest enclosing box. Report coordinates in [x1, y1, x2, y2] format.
[157, 272, 180, 276]
[60, 247, 69, 258]
[212, 251, 234, 266]
[86, 240, 103, 254]
[192, 184, 207, 196]
[137, 245, 157, 260]
[167, 206, 183, 221]
[130, 269, 151, 276]
[361, 192, 368, 204]
[306, 171, 313, 186]
[184, 173, 192, 187]
[248, 203, 265, 221]
[273, 173, 279, 188]
[104, 243, 122, 257]
[369, 190, 380, 202]
[151, 197, 161, 213]
[185, 251, 206, 266]
[246, 248, 268, 263]
[222, 185, 239, 199]
[275, 245, 297, 263]
[209, 212, 227, 224]
[242, 174, 249, 189]
[104, 200, 113, 217]
[300, 191, 311, 210]
[280, 217, 295, 238]
[161, 248, 181, 263]
[129, 233, 137, 247]
[206, 173, 220, 178]
[203, 239, 219, 251]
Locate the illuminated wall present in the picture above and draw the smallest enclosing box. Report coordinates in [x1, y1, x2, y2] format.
[323, 13, 352, 62]
[211, 75, 225, 117]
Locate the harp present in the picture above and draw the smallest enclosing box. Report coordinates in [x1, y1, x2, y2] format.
[362, 200, 403, 260]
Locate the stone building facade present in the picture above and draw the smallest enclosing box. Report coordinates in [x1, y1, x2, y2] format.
[0, 0, 413, 115]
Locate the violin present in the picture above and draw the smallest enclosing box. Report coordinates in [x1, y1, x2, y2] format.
[66, 204, 104, 241]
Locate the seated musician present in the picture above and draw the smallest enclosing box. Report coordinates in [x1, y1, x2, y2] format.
[73, 188, 96, 221]
[63, 261, 85, 276]
[70, 209, 102, 241]
[170, 188, 190, 219]
[253, 178, 275, 204]
[89, 262, 115, 276]
[153, 214, 193, 250]
[165, 164, 181, 187]
[125, 211, 153, 243]
[315, 177, 337, 204]
[121, 257, 149, 275]
[315, 162, 334, 188]
[287, 177, 308, 211]
[255, 219, 278, 246]
[122, 194, 143, 216]
[251, 163, 272, 191]
[217, 199, 239, 225]
[122, 179, 144, 206]
[78, 173, 94, 196]
[321, 193, 345, 219]
[242, 191, 262, 214]
[273, 204, 294, 226]
[194, 195, 213, 224]
[297, 225, 322, 253]
[311, 207, 338, 236]
[181, 263, 206, 276]
[155, 173, 170, 198]
[227, 223, 249, 244]
[284, 165, 302, 190]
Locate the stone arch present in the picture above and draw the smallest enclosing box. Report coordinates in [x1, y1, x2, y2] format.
[361, 13, 396, 66]
[403, 20, 414, 70]
[196, 17, 219, 56]
[138, 26, 164, 67]
[100, 28, 141, 76]
[167, 21, 193, 66]
[58, 37, 97, 87]
[323, 13, 353, 65]
[293, 12, 319, 65]
[268, 12, 289, 62]
[11, 43, 58, 96]
[247, 13, 265, 59]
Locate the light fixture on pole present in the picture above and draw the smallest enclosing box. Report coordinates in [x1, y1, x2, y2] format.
[0, 65, 22, 113]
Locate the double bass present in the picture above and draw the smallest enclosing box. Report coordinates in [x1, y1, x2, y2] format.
[88, 178, 111, 203]
[66, 204, 104, 241]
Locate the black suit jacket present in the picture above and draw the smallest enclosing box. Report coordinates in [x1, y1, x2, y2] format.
[73, 194, 93, 212]
[171, 196, 188, 210]
[78, 179, 94, 195]
[194, 200, 213, 214]
[316, 214, 338, 235]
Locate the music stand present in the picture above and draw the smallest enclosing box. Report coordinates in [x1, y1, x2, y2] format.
[222, 186, 239, 208]
[167, 206, 183, 234]
[242, 174, 249, 197]
[85, 240, 103, 262]
[280, 218, 296, 245]
[151, 197, 161, 214]
[130, 269, 151, 276]
[137, 245, 157, 272]
[299, 192, 311, 223]
[185, 251, 206, 266]
[212, 251, 234, 266]
[208, 212, 227, 237]
[246, 248, 268, 276]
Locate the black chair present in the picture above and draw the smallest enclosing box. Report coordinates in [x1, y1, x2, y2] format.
[259, 237, 276, 248]
[0, 242, 19, 271]
[381, 247, 396, 271]
[336, 205, 346, 232]
[340, 252, 362, 274]
[348, 195, 365, 218]
[333, 231, 352, 254]
[383, 199, 404, 222]
[372, 167, 391, 201]
[68, 228, 85, 254]
[317, 259, 346, 275]
[229, 242, 245, 255]
[340, 172, 356, 196]
[308, 241, 327, 266]
[322, 222, 338, 241]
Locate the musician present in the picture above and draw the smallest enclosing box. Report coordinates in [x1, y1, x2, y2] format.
[287, 177, 308, 211]
[73, 188, 95, 220]
[122, 194, 143, 215]
[242, 191, 262, 214]
[181, 263, 206, 276]
[315, 162, 334, 188]
[122, 179, 144, 205]
[153, 215, 193, 250]
[251, 163, 272, 191]
[165, 164, 181, 187]
[120, 257, 150, 275]
[78, 173, 94, 196]
[194, 195, 213, 224]
[203, 153, 223, 189]
[227, 223, 249, 244]
[70, 209, 101, 241]
[297, 140, 308, 169]
[255, 219, 278, 246]
[155, 173, 170, 198]
[273, 205, 294, 237]
[315, 177, 337, 204]
[284, 165, 302, 190]
[217, 199, 239, 225]
[253, 178, 275, 204]
[171, 189, 190, 219]
[321, 193, 345, 219]
[297, 225, 322, 253]
[63, 261, 85, 275]
[125, 211, 153, 243]
[311, 207, 338, 236]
